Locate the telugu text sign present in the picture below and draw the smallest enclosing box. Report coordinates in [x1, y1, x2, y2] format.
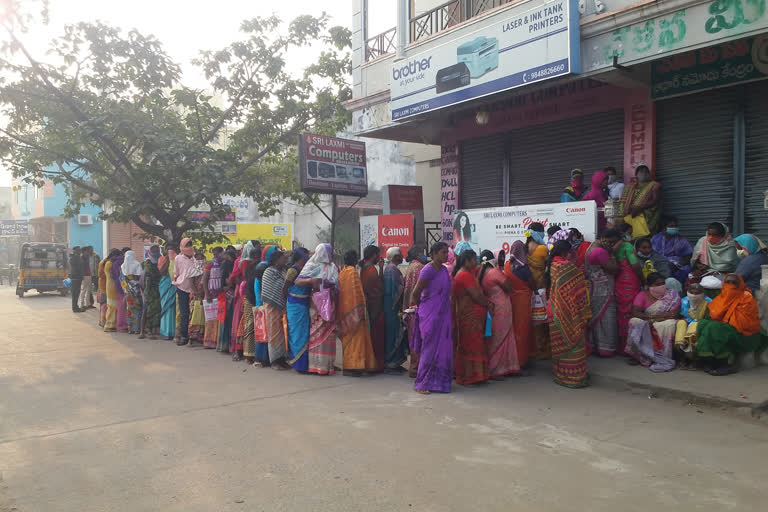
[452, 201, 597, 254]
[298, 133, 368, 196]
[391, 0, 580, 120]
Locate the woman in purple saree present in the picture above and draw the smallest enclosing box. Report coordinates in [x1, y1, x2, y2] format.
[409, 242, 454, 394]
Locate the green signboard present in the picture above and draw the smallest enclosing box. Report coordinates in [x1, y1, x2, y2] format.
[652, 35, 768, 98]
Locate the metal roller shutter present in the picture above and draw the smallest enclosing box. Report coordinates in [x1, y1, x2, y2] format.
[460, 132, 506, 209]
[744, 80, 768, 240]
[656, 88, 738, 242]
[508, 109, 625, 207]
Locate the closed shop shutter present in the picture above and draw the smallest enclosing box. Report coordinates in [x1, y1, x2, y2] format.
[460, 132, 506, 209]
[656, 88, 738, 242]
[108, 222, 144, 254]
[508, 109, 625, 207]
[744, 80, 768, 240]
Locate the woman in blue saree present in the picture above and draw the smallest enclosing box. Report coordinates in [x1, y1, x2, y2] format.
[285, 248, 311, 372]
[383, 247, 407, 373]
[158, 246, 177, 340]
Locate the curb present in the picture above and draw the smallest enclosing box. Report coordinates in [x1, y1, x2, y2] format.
[589, 372, 768, 419]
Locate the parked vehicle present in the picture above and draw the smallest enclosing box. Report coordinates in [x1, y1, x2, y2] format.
[15, 242, 69, 297]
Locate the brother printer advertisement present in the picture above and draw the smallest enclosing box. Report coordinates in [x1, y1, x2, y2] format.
[391, 0, 580, 121]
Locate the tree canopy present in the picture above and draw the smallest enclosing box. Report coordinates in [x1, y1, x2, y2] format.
[0, 1, 351, 244]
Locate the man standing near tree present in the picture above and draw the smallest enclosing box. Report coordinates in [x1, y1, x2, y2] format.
[79, 246, 93, 310]
[69, 246, 84, 313]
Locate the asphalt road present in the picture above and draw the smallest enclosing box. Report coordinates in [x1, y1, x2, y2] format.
[0, 287, 766, 511]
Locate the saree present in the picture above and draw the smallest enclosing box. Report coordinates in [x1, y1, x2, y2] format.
[452, 270, 489, 385]
[585, 243, 617, 356]
[98, 259, 107, 327]
[251, 278, 270, 364]
[188, 277, 205, 343]
[412, 264, 454, 393]
[548, 258, 591, 388]
[529, 244, 551, 359]
[625, 290, 680, 371]
[615, 242, 641, 351]
[481, 267, 519, 377]
[504, 261, 533, 368]
[143, 261, 162, 330]
[262, 266, 289, 363]
[338, 266, 378, 372]
[217, 290, 234, 353]
[308, 301, 336, 375]
[122, 275, 143, 334]
[692, 233, 739, 273]
[620, 179, 662, 234]
[403, 260, 425, 377]
[286, 268, 311, 372]
[239, 280, 257, 359]
[362, 263, 386, 369]
[230, 283, 245, 353]
[103, 261, 118, 332]
[383, 262, 407, 370]
[116, 281, 128, 332]
[158, 256, 176, 340]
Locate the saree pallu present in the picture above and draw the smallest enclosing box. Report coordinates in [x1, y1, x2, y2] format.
[98, 292, 107, 327]
[217, 291, 233, 353]
[625, 292, 679, 371]
[529, 245, 551, 360]
[338, 267, 378, 372]
[308, 304, 336, 375]
[482, 268, 519, 377]
[252, 281, 270, 365]
[585, 245, 617, 357]
[504, 263, 534, 368]
[188, 297, 205, 342]
[549, 259, 591, 388]
[265, 304, 289, 362]
[143, 262, 162, 330]
[362, 264, 386, 368]
[203, 301, 219, 349]
[159, 275, 176, 339]
[239, 297, 256, 359]
[287, 296, 310, 372]
[452, 271, 489, 385]
[696, 319, 767, 365]
[123, 276, 143, 334]
[615, 259, 641, 350]
[230, 289, 244, 352]
[412, 264, 453, 393]
[116, 287, 128, 333]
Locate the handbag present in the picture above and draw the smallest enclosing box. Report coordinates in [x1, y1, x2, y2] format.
[623, 214, 650, 238]
[531, 289, 548, 324]
[252, 305, 268, 342]
[203, 298, 218, 322]
[312, 284, 335, 322]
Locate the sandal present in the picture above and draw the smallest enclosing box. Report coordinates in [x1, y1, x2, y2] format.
[709, 366, 737, 376]
[252, 361, 265, 368]
[414, 389, 431, 394]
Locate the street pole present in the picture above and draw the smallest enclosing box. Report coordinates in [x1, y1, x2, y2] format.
[330, 194, 337, 255]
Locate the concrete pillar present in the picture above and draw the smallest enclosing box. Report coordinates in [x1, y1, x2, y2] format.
[397, 0, 408, 58]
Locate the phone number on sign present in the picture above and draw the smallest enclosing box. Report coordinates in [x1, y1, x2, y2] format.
[528, 64, 566, 81]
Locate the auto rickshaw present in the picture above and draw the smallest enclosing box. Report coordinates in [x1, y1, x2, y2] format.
[16, 242, 69, 297]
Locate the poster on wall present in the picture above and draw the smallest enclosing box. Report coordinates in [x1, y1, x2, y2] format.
[359, 214, 414, 257]
[391, 0, 580, 120]
[452, 201, 597, 254]
[230, 223, 293, 248]
[298, 133, 368, 196]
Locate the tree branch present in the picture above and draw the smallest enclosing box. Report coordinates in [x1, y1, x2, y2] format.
[233, 115, 312, 176]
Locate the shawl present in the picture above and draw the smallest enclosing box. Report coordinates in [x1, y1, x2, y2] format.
[549, 257, 591, 351]
[582, 171, 608, 207]
[299, 243, 339, 283]
[261, 266, 287, 309]
[547, 229, 571, 251]
[180, 238, 194, 257]
[509, 240, 528, 271]
[208, 253, 223, 292]
[734, 234, 766, 256]
[338, 265, 368, 337]
[707, 275, 761, 336]
[120, 251, 143, 277]
[636, 247, 671, 279]
[692, 224, 739, 271]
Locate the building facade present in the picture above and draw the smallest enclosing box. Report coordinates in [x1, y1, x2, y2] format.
[347, 0, 768, 244]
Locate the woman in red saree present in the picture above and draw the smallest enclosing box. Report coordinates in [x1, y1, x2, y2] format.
[452, 250, 491, 385]
[361, 245, 386, 370]
[547, 240, 591, 388]
[614, 233, 643, 352]
[503, 242, 534, 368]
[479, 250, 519, 378]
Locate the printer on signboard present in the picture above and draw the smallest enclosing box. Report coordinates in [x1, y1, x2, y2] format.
[457, 36, 499, 78]
[436, 62, 471, 94]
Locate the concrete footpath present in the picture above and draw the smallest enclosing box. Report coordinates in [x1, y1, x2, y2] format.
[577, 356, 768, 418]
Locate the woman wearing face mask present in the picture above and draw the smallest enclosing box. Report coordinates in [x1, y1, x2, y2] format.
[625, 273, 680, 371]
[691, 222, 739, 277]
[734, 234, 768, 294]
[674, 283, 711, 370]
[635, 237, 682, 296]
[560, 168, 586, 203]
[581, 171, 609, 231]
[651, 217, 693, 286]
[613, 224, 644, 352]
[697, 274, 766, 376]
[605, 166, 624, 200]
[526, 223, 551, 359]
[619, 164, 662, 236]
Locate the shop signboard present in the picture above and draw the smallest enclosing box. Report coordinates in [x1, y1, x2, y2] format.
[230, 223, 293, 248]
[0, 220, 29, 236]
[359, 213, 415, 257]
[188, 209, 237, 236]
[652, 35, 768, 98]
[451, 201, 597, 254]
[391, 0, 580, 120]
[298, 133, 368, 196]
[583, 0, 768, 74]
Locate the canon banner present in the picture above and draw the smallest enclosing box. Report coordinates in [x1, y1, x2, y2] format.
[359, 213, 414, 257]
[298, 133, 368, 196]
[452, 201, 597, 254]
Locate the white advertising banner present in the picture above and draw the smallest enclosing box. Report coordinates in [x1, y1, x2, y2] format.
[452, 201, 597, 254]
[391, 0, 580, 120]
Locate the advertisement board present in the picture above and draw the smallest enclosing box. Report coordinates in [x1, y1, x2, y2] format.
[230, 223, 293, 248]
[359, 213, 415, 257]
[298, 133, 368, 196]
[188, 209, 237, 236]
[0, 220, 29, 236]
[391, 0, 580, 120]
[452, 201, 597, 254]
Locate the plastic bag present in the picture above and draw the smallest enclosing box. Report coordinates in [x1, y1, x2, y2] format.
[203, 298, 218, 322]
[313, 285, 335, 322]
[623, 214, 650, 238]
[252, 306, 268, 342]
[484, 310, 492, 337]
[531, 289, 548, 324]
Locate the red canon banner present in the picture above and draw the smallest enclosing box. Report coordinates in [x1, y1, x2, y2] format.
[378, 213, 414, 255]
